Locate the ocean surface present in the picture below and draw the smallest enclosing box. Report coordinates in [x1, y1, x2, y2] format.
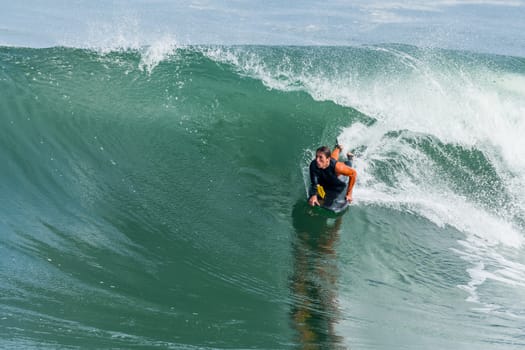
[1, 3, 525, 349]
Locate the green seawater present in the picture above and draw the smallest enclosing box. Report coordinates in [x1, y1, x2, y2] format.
[1, 45, 525, 349]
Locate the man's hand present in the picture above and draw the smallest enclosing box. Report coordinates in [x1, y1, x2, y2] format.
[346, 194, 353, 203]
[308, 195, 320, 206]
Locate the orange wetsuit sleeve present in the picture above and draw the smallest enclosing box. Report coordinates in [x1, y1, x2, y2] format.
[335, 162, 357, 198]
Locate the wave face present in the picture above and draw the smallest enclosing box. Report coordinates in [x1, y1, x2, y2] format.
[1, 44, 525, 349]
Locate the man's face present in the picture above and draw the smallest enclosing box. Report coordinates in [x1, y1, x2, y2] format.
[316, 152, 330, 169]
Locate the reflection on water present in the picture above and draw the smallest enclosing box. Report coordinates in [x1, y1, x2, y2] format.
[290, 201, 348, 349]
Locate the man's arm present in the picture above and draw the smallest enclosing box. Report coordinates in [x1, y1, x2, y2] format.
[335, 162, 357, 202]
[331, 146, 341, 160]
[308, 161, 320, 206]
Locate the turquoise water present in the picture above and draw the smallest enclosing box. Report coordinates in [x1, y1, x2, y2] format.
[1, 44, 525, 349]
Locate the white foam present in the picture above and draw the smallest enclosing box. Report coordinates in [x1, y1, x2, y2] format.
[339, 118, 525, 249]
[457, 261, 487, 303]
[200, 46, 305, 92]
[63, 14, 181, 73]
[352, 164, 524, 249]
[344, 123, 525, 314]
[138, 35, 179, 73]
[339, 116, 524, 304]
[454, 237, 525, 316]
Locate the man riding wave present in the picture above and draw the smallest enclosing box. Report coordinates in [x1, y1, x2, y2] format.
[308, 143, 357, 209]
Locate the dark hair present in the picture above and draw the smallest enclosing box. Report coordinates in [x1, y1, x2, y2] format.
[316, 146, 331, 158]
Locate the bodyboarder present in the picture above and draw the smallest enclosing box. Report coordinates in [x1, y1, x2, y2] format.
[308, 143, 357, 210]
